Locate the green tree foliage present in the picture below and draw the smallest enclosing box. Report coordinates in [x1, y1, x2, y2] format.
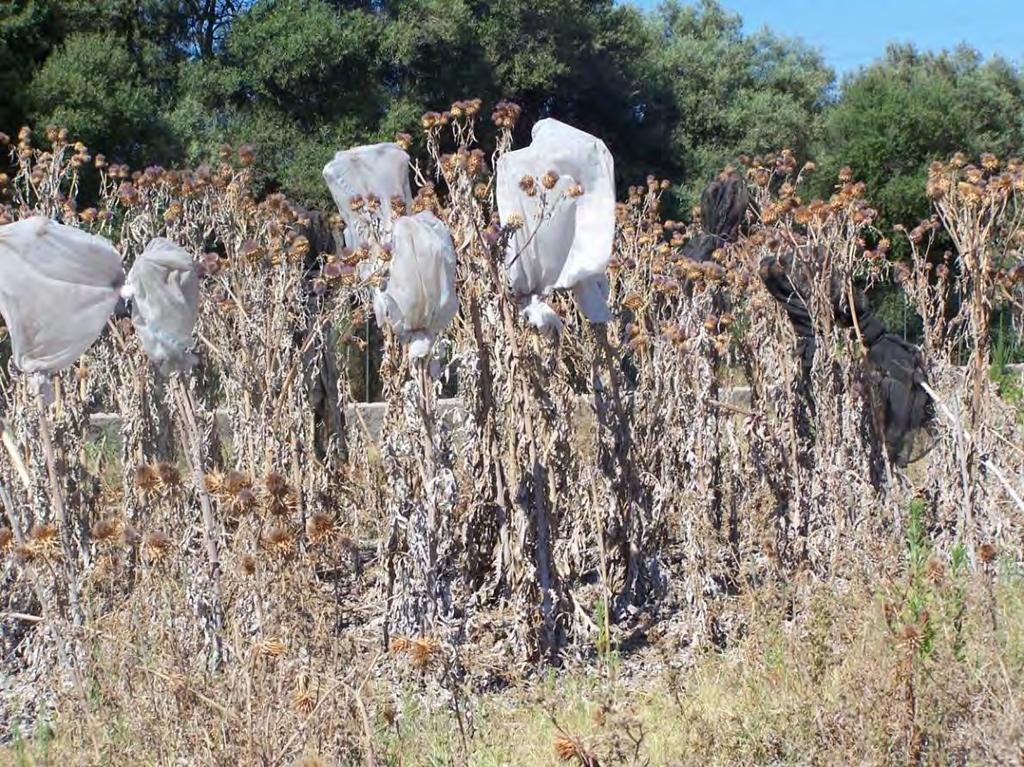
[650, 0, 833, 207]
[0, 1, 60, 132]
[815, 44, 1024, 228]
[28, 33, 170, 162]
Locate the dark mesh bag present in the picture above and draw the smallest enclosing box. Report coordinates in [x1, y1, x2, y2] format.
[759, 249, 934, 466]
[681, 171, 750, 263]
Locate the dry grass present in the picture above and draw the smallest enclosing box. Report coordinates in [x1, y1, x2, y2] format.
[4, 562, 1021, 765]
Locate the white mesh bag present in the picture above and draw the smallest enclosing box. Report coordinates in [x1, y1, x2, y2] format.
[322, 142, 412, 262]
[372, 211, 458, 360]
[496, 118, 615, 332]
[0, 216, 124, 376]
[123, 238, 199, 375]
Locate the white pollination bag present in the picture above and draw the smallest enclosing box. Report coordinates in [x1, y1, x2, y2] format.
[496, 118, 615, 332]
[0, 216, 124, 377]
[323, 143, 412, 276]
[124, 238, 199, 375]
[372, 211, 458, 360]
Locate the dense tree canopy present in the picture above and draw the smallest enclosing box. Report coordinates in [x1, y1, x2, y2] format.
[2, 0, 1023, 220]
[815, 44, 1024, 228]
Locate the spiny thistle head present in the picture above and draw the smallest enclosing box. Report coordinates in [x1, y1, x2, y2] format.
[553, 734, 589, 763]
[90, 517, 121, 545]
[143, 531, 172, 561]
[293, 673, 316, 715]
[121, 524, 142, 547]
[230, 487, 258, 515]
[239, 553, 257, 576]
[263, 471, 289, 497]
[306, 513, 336, 545]
[155, 463, 182, 492]
[255, 636, 287, 658]
[238, 143, 256, 166]
[27, 523, 59, 558]
[223, 470, 253, 496]
[134, 464, 161, 493]
[390, 635, 441, 671]
[979, 543, 998, 565]
[261, 526, 294, 558]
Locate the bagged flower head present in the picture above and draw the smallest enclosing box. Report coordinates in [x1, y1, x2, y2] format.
[372, 211, 458, 360]
[0, 216, 124, 377]
[323, 142, 412, 274]
[123, 238, 199, 375]
[496, 119, 615, 333]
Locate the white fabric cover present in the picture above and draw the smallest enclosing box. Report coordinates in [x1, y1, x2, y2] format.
[372, 211, 458, 360]
[496, 118, 615, 331]
[0, 216, 124, 375]
[124, 238, 199, 375]
[322, 142, 412, 252]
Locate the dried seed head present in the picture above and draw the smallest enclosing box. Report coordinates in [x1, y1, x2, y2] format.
[409, 637, 440, 670]
[256, 636, 286, 658]
[553, 734, 586, 763]
[542, 170, 559, 190]
[293, 673, 316, 715]
[143, 531, 172, 561]
[223, 470, 253, 496]
[238, 143, 256, 166]
[120, 525, 142, 547]
[306, 513, 336, 544]
[134, 464, 161, 493]
[239, 553, 257, 576]
[899, 623, 921, 646]
[230, 487, 258, 515]
[155, 463, 181, 492]
[204, 469, 224, 494]
[239, 239, 263, 262]
[0, 527, 13, 553]
[27, 523, 59, 557]
[979, 543, 997, 565]
[261, 526, 294, 558]
[90, 517, 121, 545]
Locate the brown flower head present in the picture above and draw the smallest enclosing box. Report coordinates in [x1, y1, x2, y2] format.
[90, 517, 121, 545]
[27, 523, 59, 558]
[143, 531, 172, 561]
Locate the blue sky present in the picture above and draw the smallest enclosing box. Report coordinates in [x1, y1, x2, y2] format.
[630, 0, 1023, 74]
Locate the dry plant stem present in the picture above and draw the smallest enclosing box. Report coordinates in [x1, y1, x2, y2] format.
[36, 387, 83, 627]
[1, 419, 33, 492]
[172, 377, 225, 666]
[415, 357, 439, 587]
[921, 381, 1024, 520]
[519, 337, 560, 658]
[0, 478, 24, 545]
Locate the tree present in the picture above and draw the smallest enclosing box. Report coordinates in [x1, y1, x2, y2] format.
[647, 0, 833, 207]
[27, 32, 172, 162]
[0, 1, 60, 133]
[815, 44, 1024, 229]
